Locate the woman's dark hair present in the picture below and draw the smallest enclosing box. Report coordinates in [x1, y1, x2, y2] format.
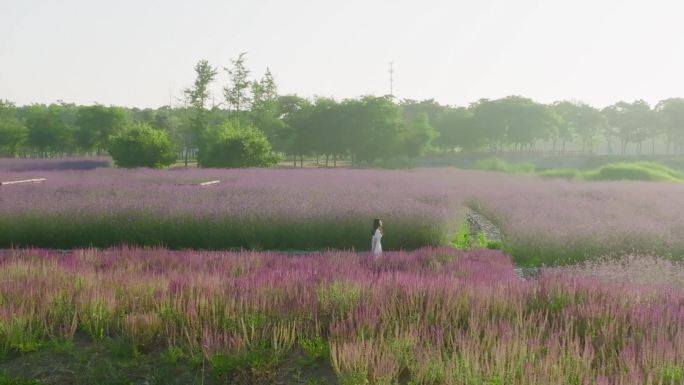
[372, 218, 383, 235]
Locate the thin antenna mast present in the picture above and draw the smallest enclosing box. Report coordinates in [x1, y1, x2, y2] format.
[388, 61, 395, 97]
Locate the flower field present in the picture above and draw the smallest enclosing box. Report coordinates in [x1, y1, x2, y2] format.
[3, 161, 684, 265]
[0, 247, 681, 384]
[2, 160, 684, 383]
[0, 167, 461, 251]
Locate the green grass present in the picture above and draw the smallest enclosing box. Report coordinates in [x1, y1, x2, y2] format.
[540, 162, 684, 183]
[0, 335, 336, 385]
[0, 214, 451, 251]
[476, 158, 684, 183]
[537, 168, 580, 179]
[450, 220, 502, 251]
[474, 158, 535, 174]
[0, 373, 44, 385]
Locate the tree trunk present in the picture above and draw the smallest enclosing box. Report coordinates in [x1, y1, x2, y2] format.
[325, 154, 329, 167]
[300, 155, 303, 168]
[293, 153, 297, 167]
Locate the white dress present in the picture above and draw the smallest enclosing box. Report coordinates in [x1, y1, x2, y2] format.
[372, 228, 382, 256]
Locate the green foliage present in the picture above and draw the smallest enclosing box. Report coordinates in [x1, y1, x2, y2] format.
[209, 347, 282, 380]
[0, 336, 228, 385]
[183, 59, 219, 164]
[0, 373, 43, 385]
[108, 122, 176, 168]
[660, 365, 684, 385]
[552, 101, 604, 153]
[400, 113, 438, 159]
[432, 107, 477, 151]
[538, 168, 580, 179]
[80, 300, 114, 340]
[451, 222, 472, 250]
[407, 353, 447, 385]
[474, 158, 535, 174]
[469, 97, 557, 150]
[161, 346, 185, 364]
[451, 222, 490, 251]
[75, 105, 128, 153]
[298, 335, 329, 362]
[0, 213, 444, 252]
[316, 281, 362, 318]
[224, 52, 252, 117]
[486, 239, 504, 250]
[199, 122, 277, 168]
[0, 101, 27, 156]
[586, 162, 683, 182]
[338, 369, 369, 385]
[603, 100, 656, 155]
[0, 316, 42, 354]
[540, 162, 684, 182]
[25, 104, 74, 153]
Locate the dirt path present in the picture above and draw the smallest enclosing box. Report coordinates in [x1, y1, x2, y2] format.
[465, 208, 540, 280]
[465, 208, 502, 242]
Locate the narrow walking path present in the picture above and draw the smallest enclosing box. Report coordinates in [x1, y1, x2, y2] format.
[465, 207, 540, 280]
[465, 208, 502, 243]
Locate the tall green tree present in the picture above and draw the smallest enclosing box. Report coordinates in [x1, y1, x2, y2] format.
[285, 98, 319, 167]
[223, 52, 251, 125]
[26, 104, 75, 155]
[603, 101, 654, 154]
[433, 107, 478, 151]
[553, 101, 603, 154]
[0, 100, 27, 156]
[75, 105, 127, 154]
[469, 99, 507, 151]
[347, 96, 403, 165]
[400, 112, 437, 159]
[551, 101, 577, 153]
[184, 59, 218, 165]
[400, 99, 445, 128]
[468, 97, 555, 151]
[656, 98, 684, 154]
[499, 96, 556, 151]
[251, 68, 286, 151]
[278, 95, 312, 162]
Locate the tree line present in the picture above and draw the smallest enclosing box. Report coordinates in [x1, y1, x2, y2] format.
[2, 55, 684, 167]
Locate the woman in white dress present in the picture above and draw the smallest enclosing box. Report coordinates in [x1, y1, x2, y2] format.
[371, 218, 383, 257]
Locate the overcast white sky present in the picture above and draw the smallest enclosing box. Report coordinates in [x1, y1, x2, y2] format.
[1, 0, 683, 108]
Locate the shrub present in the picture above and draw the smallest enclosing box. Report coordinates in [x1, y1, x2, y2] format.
[0, 373, 44, 385]
[585, 162, 683, 182]
[474, 158, 535, 174]
[199, 122, 277, 168]
[538, 168, 579, 179]
[298, 335, 329, 362]
[538, 162, 684, 183]
[107, 123, 176, 168]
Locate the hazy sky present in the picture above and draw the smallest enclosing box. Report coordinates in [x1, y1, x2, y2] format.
[2, 0, 683, 108]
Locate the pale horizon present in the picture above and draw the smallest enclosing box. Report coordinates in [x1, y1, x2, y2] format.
[2, 0, 683, 109]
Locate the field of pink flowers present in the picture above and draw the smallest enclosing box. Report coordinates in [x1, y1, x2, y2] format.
[0, 167, 461, 250]
[3, 162, 684, 264]
[0, 247, 681, 384]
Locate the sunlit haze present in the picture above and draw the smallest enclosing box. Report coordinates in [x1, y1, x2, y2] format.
[2, 0, 683, 108]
